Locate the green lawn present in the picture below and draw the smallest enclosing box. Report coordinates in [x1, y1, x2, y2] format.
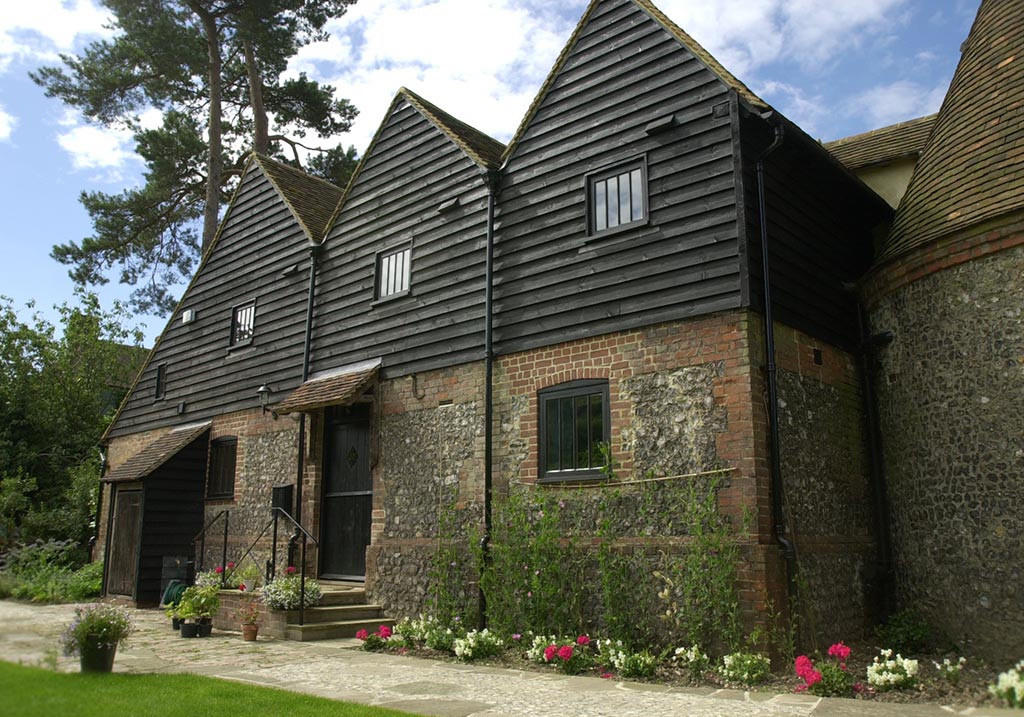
[0, 661, 422, 717]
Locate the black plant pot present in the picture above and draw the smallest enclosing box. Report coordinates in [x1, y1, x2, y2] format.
[180, 622, 199, 638]
[197, 620, 213, 638]
[79, 643, 117, 673]
[171, 617, 181, 631]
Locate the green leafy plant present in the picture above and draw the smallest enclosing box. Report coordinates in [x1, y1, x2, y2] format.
[452, 629, 505, 661]
[990, 659, 1024, 708]
[261, 569, 321, 610]
[59, 603, 133, 657]
[719, 652, 771, 686]
[875, 609, 932, 654]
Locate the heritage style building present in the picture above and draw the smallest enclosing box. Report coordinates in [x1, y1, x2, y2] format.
[96, 0, 1022, 660]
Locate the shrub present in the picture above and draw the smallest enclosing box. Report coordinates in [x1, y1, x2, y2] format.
[866, 648, 918, 690]
[719, 652, 771, 686]
[60, 603, 133, 656]
[989, 659, 1024, 708]
[452, 629, 505, 661]
[356, 625, 393, 651]
[63, 561, 104, 601]
[261, 573, 321, 610]
[875, 609, 931, 654]
[795, 644, 856, 697]
[673, 645, 710, 675]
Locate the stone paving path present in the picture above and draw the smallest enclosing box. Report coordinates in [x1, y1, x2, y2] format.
[0, 600, 1012, 717]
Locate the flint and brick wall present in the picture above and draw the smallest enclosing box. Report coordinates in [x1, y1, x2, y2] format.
[865, 219, 1024, 661]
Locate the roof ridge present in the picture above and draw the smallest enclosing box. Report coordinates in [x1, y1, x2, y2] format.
[501, 0, 769, 166]
[254, 153, 345, 243]
[399, 87, 505, 170]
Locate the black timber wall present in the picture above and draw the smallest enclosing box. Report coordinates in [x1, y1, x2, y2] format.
[136, 435, 207, 605]
[494, 0, 743, 354]
[312, 100, 491, 379]
[108, 167, 316, 438]
[738, 113, 892, 349]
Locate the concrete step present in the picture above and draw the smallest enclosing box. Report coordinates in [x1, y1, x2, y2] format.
[318, 587, 367, 606]
[284, 617, 396, 642]
[292, 604, 386, 624]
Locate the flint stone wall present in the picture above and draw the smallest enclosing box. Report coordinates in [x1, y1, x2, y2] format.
[869, 244, 1024, 660]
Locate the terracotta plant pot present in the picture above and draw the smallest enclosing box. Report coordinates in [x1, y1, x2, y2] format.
[242, 624, 259, 642]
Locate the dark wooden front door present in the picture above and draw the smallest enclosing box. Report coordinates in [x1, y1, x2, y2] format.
[319, 406, 372, 580]
[106, 489, 142, 597]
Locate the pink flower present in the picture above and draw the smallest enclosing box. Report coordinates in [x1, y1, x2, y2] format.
[227, 562, 236, 569]
[853, 683, 865, 694]
[600, 672, 614, 679]
[512, 634, 522, 641]
[806, 669, 822, 686]
[214, 566, 224, 574]
[285, 566, 297, 574]
[527, 591, 532, 598]
[794, 684, 808, 693]
[794, 655, 814, 679]
[239, 583, 246, 592]
[543, 645, 557, 662]
[558, 645, 574, 661]
[376, 625, 392, 639]
[355, 629, 369, 641]
[576, 635, 590, 646]
[827, 642, 851, 661]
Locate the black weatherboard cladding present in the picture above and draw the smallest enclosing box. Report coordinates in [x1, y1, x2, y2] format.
[107, 165, 324, 438]
[312, 97, 493, 379]
[495, 0, 743, 354]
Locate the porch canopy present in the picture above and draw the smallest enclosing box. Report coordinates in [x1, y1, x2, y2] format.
[274, 358, 381, 415]
[102, 421, 212, 483]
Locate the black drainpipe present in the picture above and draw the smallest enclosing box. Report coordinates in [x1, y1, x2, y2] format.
[754, 112, 798, 601]
[855, 302, 895, 619]
[290, 240, 323, 562]
[479, 169, 498, 629]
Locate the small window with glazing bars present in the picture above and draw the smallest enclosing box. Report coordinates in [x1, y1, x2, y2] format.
[376, 245, 412, 300]
[230, 299, 255, 347]
[587, 158, 648, 235]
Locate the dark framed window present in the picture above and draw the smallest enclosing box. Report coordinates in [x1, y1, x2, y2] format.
[538, 379, 610, 482]
[587, 158, 648, 235]
[230, 300, 256, 347]
[207, 437, 237, 499]
[155, 363, 167, 400]
[375, 245, 411, 300]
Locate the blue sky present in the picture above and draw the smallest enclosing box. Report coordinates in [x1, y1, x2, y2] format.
[0, 0, 978, 345]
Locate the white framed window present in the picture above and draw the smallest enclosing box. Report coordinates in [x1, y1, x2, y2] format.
[376, 245, 412, 300]
[230, 299, 255, 347]
[587, 158, 648, 235]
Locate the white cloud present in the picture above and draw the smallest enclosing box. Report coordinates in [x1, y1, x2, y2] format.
[289, 0, 573, 154]
[0, 104, 15, 141]
[0, 0, 113, 74]
[656, 0, 908, 75]
[757, 80, 829, 137]
[848, 79, 949, 128]
[57, 120, 135, 172]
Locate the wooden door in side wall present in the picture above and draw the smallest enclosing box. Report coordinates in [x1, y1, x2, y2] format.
[319, 406, 372, 580]
[106, 488, 142, 597]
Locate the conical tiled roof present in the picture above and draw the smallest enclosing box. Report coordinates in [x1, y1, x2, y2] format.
[880, 0, 1024, 261]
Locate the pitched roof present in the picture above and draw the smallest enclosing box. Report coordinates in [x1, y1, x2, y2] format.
[399, 88, 505, 171]
[825, 114, 937, 170]
[254, 155, 345, 243]
[102, 422, 211, 483]
[502, 0, 769, 165]
[880, 0, 1024, 261]
[275, 359, 381, 415]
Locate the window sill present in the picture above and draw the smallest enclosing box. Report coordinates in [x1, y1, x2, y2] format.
[580, 221, 657, 254]
[538, 472, 608, 485]
[372, 290, 412, 308]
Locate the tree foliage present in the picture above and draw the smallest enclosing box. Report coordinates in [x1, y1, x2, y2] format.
[0, 292, 145, 553]
[33, 0, 360, 314]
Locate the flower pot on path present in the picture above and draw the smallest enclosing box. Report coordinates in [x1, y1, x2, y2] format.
[79, 643, 117, 673]
[242, 624, 259, 642]
[197, 620, 213, 638]
[180, 622, 199, 638]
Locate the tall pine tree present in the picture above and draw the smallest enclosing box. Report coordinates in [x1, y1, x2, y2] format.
[33, 0, 359, 314]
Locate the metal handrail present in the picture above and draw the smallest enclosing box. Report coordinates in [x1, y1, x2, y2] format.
[192, 510, 229, 580]
[222, 506, 318, 626]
